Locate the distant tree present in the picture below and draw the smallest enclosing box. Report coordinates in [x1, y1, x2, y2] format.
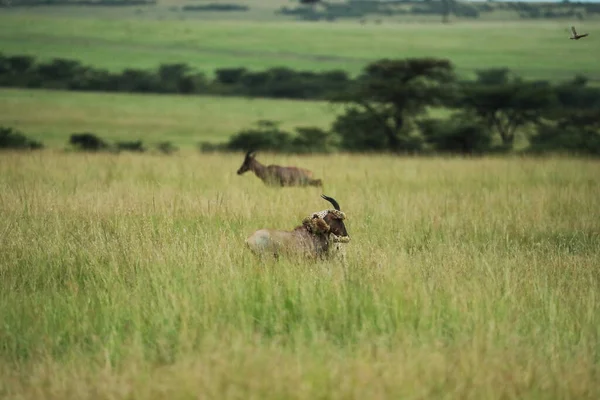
[441, 0, 454, 23]
[116, 140, 145, 152]
[204, 120, 338, 154]
[0, 126, 43, 150]
[156, 141, 178, 155]
[529, 109, 600, 155]
[69, 133, 108, 151]
[158, 63, 189, 92]
[474, 67, 519, 85]
[37, 58, 83, 82]
[554, 75, 600, 110]
[291, 126, 338, 153]
[298, 0, 322, 16]
[215, 67, 247, 85]
[420, 114, 492, 154]
[4, 55, 35, 74]
[117, 69, 159, 92]
[225, 120, 293, 152]
[458, 75, 556, 148]
[332, 58, 456, 152]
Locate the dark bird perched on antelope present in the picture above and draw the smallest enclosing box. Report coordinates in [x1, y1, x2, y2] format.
[570, 26, 589, 40]
[237, 150, 323, 187]
[245, 195, 350, 260]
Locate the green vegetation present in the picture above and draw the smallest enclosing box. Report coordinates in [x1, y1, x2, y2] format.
[0, 126, 43, 150]
[0, 13, 599, 81]
[0, 53, 352, 100]
[3, 52, 599, 156]
[1, 152, 599, 398]
[0, 2, 598, 397]
[0, 88, 339, 147]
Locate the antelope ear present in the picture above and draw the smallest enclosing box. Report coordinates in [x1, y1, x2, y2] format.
[302, 215, 330, 234]
[312, 216, 330, 234]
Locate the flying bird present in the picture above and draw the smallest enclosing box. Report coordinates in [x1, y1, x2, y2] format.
[569, 26, 589, 40]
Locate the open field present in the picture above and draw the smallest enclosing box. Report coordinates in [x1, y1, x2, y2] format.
[1, 12, 599, 81]
[1, 152, 599, 399]
[0, 88, 340, 147]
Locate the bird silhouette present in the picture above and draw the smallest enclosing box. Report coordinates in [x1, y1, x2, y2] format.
[570, 26, 589, 40]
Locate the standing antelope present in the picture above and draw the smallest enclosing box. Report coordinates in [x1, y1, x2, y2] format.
[245, 195, 350, 260]
[237, 150, 323, 187]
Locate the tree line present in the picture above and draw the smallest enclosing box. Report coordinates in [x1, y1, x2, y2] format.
[281, 0, 600, 23]
[0, 54, 351, 100]
[4, 0, 599, 24]
[206, 59, 600, 156]
[2, 55, 599, 156]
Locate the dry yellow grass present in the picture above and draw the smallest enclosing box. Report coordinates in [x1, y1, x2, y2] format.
[0, 151, 599, 399]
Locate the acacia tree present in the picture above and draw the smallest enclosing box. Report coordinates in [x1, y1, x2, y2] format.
[530, 108, 600, 155]
[331, 58, 456, 152]
[459, 81, 556, 148]
[456, 69, 556, 149]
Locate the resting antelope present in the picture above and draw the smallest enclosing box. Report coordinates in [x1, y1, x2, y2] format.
[237, 150, 323, 187]
[245, 195, 350, 260]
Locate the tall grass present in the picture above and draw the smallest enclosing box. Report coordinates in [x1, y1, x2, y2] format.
[0, 151, 599, 399]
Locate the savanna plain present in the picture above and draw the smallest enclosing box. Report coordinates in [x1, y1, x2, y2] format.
[1, 1, 600, 398]
[1, 152, 599, 399]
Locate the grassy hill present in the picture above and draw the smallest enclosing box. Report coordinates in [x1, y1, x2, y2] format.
[0, 88, 340, 148]
[1, 12, 599, 81]
[1, 3, 599, 398]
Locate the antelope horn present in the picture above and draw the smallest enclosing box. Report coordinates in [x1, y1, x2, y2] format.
[321, 194, 341, 211]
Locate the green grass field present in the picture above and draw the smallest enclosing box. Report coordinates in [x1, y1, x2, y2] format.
[1, 5, 599, 397]
[0, 88, 340, 147]
[1, 152, 599, 399]
[1, 11, 599, 81]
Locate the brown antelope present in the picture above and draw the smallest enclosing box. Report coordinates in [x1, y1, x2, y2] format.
[245, 195, 350, 260]
[237, 150, 323, 187]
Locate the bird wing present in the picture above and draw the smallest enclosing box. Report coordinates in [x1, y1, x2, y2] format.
[571, 26, 578, 36]
[580, 33, 589, 38]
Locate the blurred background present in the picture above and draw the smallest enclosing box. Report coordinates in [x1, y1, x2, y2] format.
[1, 0, 599, 156]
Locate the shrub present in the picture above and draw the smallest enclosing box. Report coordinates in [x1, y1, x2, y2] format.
[116, 140, 145, 152]
[291, 127, 338, 153]
[332, 108, 423, 153]
[69, 133, 109, 151]
[201, 121, 340, 154]
[529, 124, 600, 156]
[198, 141, 226, 153]
[332, 108, 390, 152]
[225, 121, 294, 152]
[528, 110, 600, 156]
[182, 3, 248, 12]
[0, 126, 43, 150]
[419, 115, 492, 155]
[156, 141, 178, 155]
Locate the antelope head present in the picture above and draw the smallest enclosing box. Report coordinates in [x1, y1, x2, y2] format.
[303, 194, 350, 243]
[237, 150, 256, 175]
